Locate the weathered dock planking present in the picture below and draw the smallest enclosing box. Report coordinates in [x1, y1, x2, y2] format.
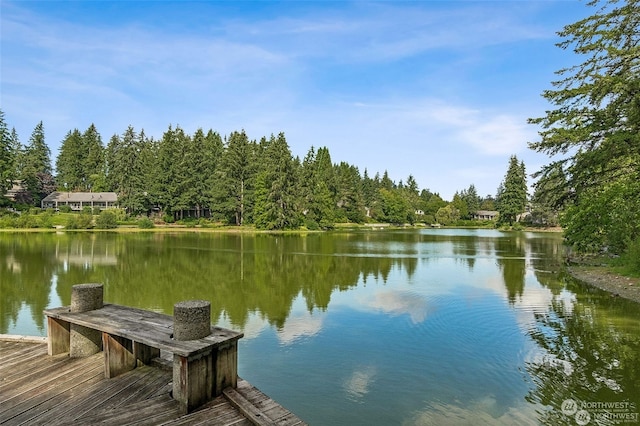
[0, 339, 306, 426]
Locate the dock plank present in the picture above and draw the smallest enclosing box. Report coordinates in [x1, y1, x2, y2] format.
[0, 339, 307, 426]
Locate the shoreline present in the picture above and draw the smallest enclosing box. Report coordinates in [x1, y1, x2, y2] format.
[568, 265, 640, 304]
[0, 223, 563, 233]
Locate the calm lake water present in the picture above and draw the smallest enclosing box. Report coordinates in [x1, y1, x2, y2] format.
[2, 229, 640, 425]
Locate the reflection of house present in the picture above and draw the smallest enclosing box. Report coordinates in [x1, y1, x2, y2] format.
[473, 210, 499, 221]
[56, 242, 118, 266]
[41, 192, 118, 211]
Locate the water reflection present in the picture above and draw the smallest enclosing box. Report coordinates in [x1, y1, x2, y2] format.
[2, 230, 640, 425]
[525, 275, 640, 425]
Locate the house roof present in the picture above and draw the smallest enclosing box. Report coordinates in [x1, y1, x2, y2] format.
[475, 210, 499, 216]
[42, 192, 118, 203]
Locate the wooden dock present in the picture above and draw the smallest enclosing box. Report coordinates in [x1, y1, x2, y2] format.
[0, 337, 306, 426]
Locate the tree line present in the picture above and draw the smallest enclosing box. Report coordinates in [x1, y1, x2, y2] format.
[0, 112, 530, 230]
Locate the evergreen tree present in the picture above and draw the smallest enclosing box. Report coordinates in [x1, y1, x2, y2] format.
[9, 128, 23, 179]
[24, 122, 51, 175]
[528, 0, 640, 252]
[203, 129, 224, 218]
[56, 129, 84, 190]
[380, 170, 394, 191]
[112, 126, 146, 214]
[334, 162, 365, 224]
[402, 175, 421, 221]
[300, 146, 335, 229]
[214, 130, 256, 225]
[254, 133, 298, 229]
[174, 129, 196, 218]
[451, 192, 469, 221]
[497, 156, 527, 225]
[21, 122, 54, 205]
[137, 134, 158, 214]
[155, 125, 188, 217]
[362, 169, 379, 219]
[104, 134, 120, 192]
[82, 124, 105, 191]
[0, 110, 13, 197]
[462, 184, 481, 216]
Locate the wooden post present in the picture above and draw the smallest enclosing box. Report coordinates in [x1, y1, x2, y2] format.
[173, 352, 214, 413]
[213, 341, 239, 396]
[103, 333, 136, 378]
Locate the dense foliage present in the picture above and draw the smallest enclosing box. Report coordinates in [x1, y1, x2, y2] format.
[5, 112, 505, 229]
[529, 0, 640, 256]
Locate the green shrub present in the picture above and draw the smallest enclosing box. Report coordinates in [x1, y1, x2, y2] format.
[423, 215, 436, 225]
[16, 213, 38, 228]
[305, 219, 320, 231]
[621, 238, 640, 275]
[79, 213, 94, 228]
[512, 222, 525, 231]
[82, 206, 93, 215]
[29, 207, 42, 215]
[95, 211, 118, 229]
[65, 216, 78, 229]
[59, 205, 72, 213]
[0, 215, 17, 228]
[66, 213, 93, 229]
[179, 218, 197, 228]
[163, 214, 175, 224]
[137, 217, 155, 229]
[93, 207, 102, 215]
[38, 212, 53, 228]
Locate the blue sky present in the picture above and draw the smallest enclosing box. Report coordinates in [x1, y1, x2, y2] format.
[1, 1, 589, 200]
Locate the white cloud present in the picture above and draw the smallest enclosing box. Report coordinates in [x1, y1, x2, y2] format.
[276, 311, 324, 345]
[362, 290, 431, 324]
[343, 365, 377, 400]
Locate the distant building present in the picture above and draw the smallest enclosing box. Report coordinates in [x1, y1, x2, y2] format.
[473, 210, 499, 221]
[41, 192, 118, 211]
[3, 180, 27, 202]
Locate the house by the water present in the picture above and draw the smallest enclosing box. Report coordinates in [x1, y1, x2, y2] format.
[41, 192, 118, 211]
[473, 210, 499, 221]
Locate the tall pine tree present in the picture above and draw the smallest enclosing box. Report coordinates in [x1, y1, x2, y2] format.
[0, 110, 14, 198]
[254, 133, 299, 230]
[497, 155, 527, 225]
[529, 0, 640, 253]
[22, 122, 54, 205]
[214, 130, 256, 225]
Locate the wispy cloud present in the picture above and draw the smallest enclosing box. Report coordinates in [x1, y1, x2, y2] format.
[1, 0, 583, 199]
